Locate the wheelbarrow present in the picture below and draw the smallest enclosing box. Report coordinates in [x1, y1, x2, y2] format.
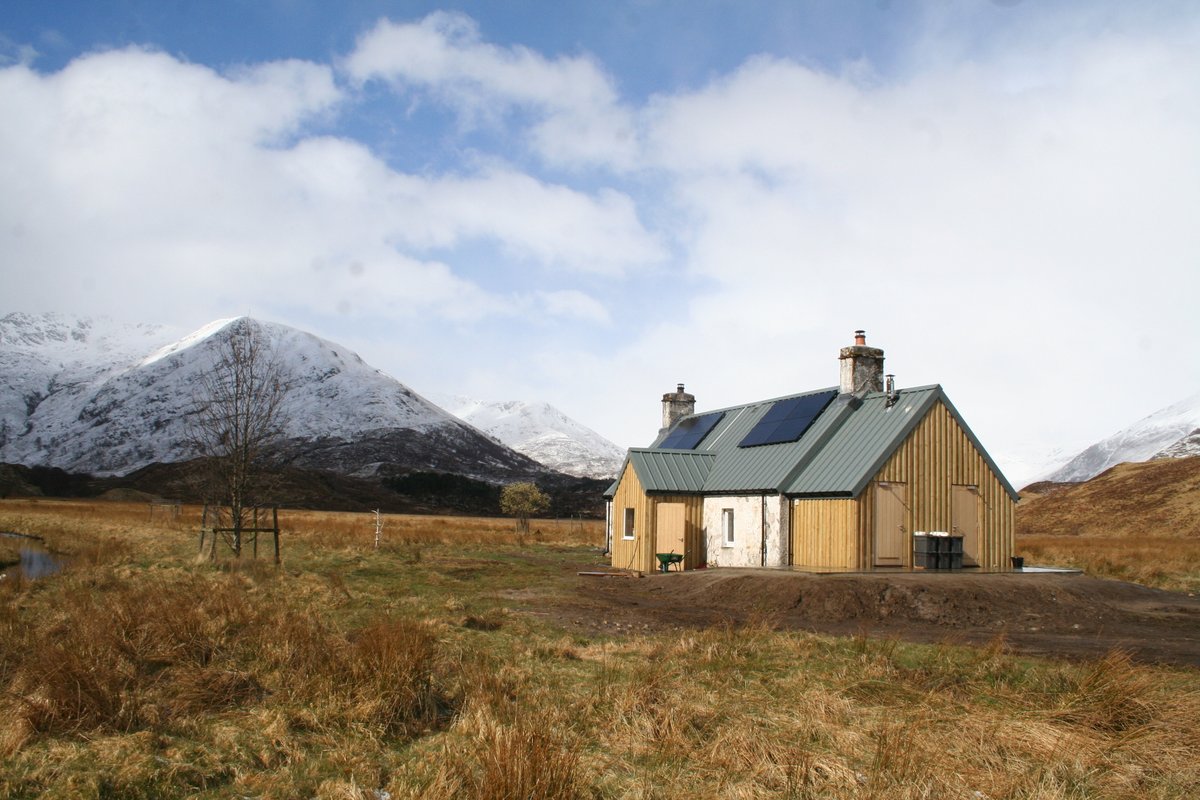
[655, 552, 683, 573]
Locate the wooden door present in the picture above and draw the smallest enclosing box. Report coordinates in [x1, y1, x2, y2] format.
[952, 485, 981, 567]
[655, 503, 686, 565]
[874, 482, 907, 567]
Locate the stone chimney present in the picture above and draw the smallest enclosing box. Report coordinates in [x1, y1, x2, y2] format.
[661, 383, 695, 431]
[839, 330, 885, 395]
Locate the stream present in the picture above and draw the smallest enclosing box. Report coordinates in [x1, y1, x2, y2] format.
[0, 531, 66, 580]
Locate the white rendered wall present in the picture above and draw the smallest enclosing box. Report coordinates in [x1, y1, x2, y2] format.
[703, 494, 790, 567]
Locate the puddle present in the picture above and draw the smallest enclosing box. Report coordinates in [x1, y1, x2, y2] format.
[0, 531, 66, 580]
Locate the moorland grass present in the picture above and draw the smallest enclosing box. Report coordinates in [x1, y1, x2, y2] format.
[1016, 534, 1200, 593]
[1, 498, 1198, 799]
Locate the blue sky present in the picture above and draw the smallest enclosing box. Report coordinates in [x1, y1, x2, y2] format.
[3, 1, 1200, 484]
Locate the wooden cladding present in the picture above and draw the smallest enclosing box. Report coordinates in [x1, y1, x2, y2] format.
[791, 498, 859, 568]
[791, 400, 1014, 570]
[608, 462, 705, 573]
[869, 400, 1014, 569]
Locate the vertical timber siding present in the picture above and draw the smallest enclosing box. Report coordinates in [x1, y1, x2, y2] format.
[790, 399, 1014, 570]
[608, 463, 705, 573]
[862, 400, 1014, 569]
[791, 499, 859, 568]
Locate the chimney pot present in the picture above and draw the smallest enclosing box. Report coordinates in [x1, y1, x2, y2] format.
[839, 333, 885, 396]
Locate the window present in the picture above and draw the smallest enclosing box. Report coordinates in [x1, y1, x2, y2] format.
[623, 508, 635, 539]
[722, 508, 735, 546]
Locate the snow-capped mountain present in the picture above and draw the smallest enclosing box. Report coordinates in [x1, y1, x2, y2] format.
[1, 313, 179, 457]
[434, 395, 625, 478]
[1043, 390, 1200, 483]
[0, 313, 542, 480]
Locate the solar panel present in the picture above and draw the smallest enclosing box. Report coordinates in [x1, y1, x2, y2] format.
[738, 390, 836, 448]
[659, 411, 725, 450]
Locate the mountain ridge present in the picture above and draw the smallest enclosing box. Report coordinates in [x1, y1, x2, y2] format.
[1042, 390, 1200, 483]
[0, 312, 622, 483]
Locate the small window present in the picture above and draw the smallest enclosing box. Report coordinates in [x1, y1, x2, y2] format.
[721, 508, 735, 546]
[623, 508, 635, 539]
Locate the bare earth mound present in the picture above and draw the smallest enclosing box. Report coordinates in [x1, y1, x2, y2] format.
[547, 567, 1200, 667]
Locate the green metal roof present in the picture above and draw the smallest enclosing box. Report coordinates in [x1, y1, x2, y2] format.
[691, 387, 843, 492]
[633, 384, 1018, 501]
[627, 449, 716, 493]
[783, 386, 940, 496]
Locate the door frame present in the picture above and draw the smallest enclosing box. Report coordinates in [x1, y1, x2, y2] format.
[873, 482, 908, 567]
[951, 485, 982, 567]
[655, 502, 687, 568]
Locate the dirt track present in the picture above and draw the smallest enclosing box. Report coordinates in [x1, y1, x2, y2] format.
[537, 565, 1200, 667]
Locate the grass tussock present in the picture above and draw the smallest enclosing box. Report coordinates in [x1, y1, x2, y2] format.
[2, 573, 451, 744]
[2, 498, 1199, 799]
[428, 713, 588, 800]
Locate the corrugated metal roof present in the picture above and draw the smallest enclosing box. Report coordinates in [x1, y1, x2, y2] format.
[638, 383, 1018, 501]
[784, 387, 939, 495]
[782, 386, 1020, 500]
[629, 449, 716, 493]
[700, 388, 846, 492]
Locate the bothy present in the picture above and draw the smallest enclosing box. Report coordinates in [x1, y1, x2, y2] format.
[606, 332, 1017, 572]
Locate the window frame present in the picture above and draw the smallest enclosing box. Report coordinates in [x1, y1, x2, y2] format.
[623, 507, 636, 540]
[721, 507, 735, 547]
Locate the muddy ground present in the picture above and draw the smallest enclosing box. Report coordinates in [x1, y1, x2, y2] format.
[524, 561, 1200, 668]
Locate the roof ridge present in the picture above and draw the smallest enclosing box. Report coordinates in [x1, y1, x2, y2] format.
[671, 385, 840, 419]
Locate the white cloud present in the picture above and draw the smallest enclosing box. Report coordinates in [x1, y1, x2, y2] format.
[403, 169, 664, 274]
[344, 12, 638, 169]
[533, 289, 611, 324]
[0, 45, 663, 332]
[4, 9, 1200, 484]
[537, 17, 1200, 470]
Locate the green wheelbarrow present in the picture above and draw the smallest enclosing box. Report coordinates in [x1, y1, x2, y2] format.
[655, 552, 683, 573]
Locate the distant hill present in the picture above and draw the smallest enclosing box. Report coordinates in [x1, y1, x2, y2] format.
[434, 395, 624, 479]
[1017, 456, 1200, 538]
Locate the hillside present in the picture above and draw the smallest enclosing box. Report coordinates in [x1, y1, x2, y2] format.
[1017, 456, 1200, 538]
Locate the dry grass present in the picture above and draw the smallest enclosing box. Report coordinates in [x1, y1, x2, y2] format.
[0, 497, 603, 551]
[1014, 456, 1200, 593]
[1, 498, 1198, 799]
[289, 507, 603, 550]
[1017, 534, 1200, 593]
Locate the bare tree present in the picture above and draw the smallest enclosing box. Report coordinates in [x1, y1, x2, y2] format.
[189, 319, 288, 556]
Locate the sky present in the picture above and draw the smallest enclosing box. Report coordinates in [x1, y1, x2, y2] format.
[2, 1, 1199, 486]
